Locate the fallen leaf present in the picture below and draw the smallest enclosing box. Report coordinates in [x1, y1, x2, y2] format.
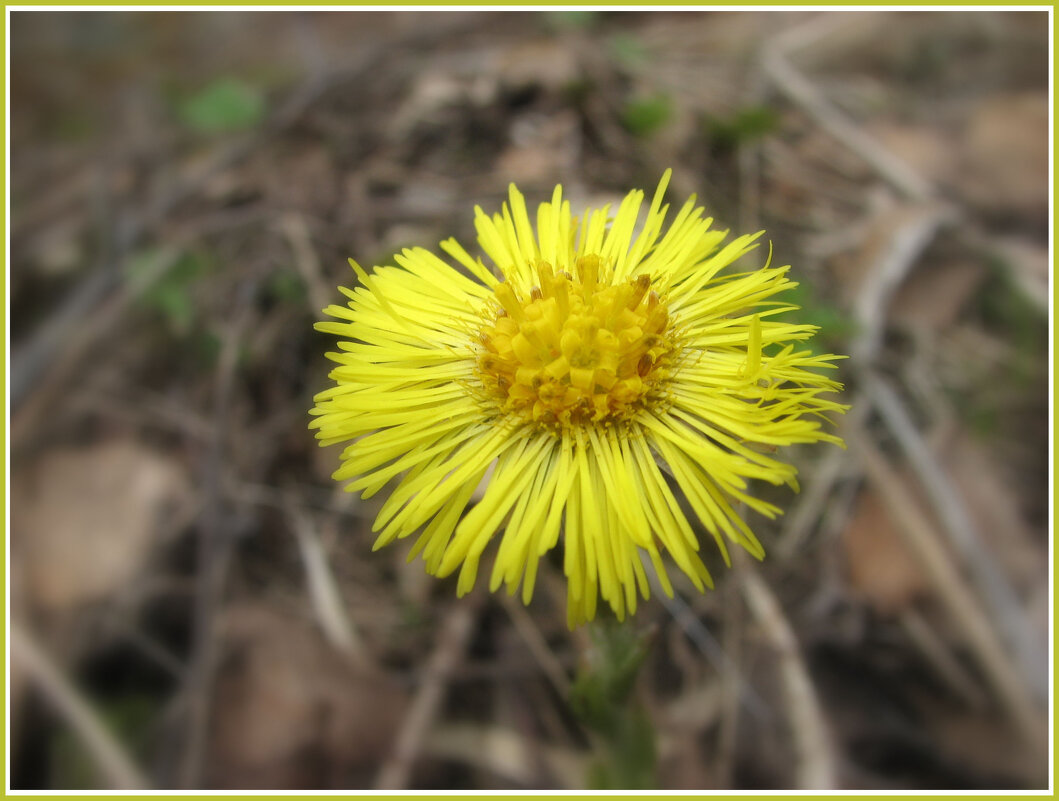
[178, 77, 266, 134]
[498, 39, 581, 94]
[207, 604, 408, 789]
[987, 236, 1049, 314]
[843, 487, 928, 615]
[889, 258, 987, 332]
[495, 110, 580, 185]
[922, 703, 1047, 788]
[12, 439, 192, 613]
[866, 121, 955, 189]
[939, 431, 1048, 641]
[956, 92, 1048, 224]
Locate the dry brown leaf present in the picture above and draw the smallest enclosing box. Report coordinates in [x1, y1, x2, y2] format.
[922, 704, 1047, 788]
[842, 487, 929, 615]
[12, 438, 192, 613]
[207, 604, 408, 790]
[830, 202, 948, 313]
[495, 110, 581, 186]
[261, 147, 340, 216]
[866, 121, 955, 190]
[939, 431, 1048, 640]
[889, 258, 987, 332]
[497, 39, 581, 94]
[987, 235, 1049, 313]
[956, 92, 1048, 222]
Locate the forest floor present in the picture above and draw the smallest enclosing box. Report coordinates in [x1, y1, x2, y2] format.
[8, 9, 1051, 791]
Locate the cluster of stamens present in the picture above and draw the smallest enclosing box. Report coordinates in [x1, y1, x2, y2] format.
[476, 255, 674, 430]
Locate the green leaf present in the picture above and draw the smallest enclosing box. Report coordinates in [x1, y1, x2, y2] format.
[570, 620, 653, 731]
[178, 77, 265, 134]
[127, 248, 210, 335]
[49, 694, 158, 789]
[544, 10, 600, 31]
[571, 621, 658, 789]
[268, 269, 307, 303]
[621, 94, 673, 138]
[608, 33, 649, 70]
[704, 105, 780, 150]
[779, 280, 857, 348]
[586, 704, 657, 790]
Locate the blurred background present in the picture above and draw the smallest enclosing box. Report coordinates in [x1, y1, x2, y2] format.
[8, 9, 1050, 791]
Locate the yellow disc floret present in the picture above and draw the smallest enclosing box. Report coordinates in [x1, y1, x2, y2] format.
[476, 254, 675, 429]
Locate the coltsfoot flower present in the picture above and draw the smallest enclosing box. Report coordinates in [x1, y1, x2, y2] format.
[311, 170, 847, 626]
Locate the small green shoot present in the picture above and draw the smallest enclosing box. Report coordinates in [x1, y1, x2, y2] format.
[607, 33, 649, 71]
[570, 620, 658, 790]
[178, 77, 266, 134]
[621, 94, 673, 138]
[704, 105, 780, 151]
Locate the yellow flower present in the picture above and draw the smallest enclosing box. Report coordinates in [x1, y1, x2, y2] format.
[310, 170, 847, 626]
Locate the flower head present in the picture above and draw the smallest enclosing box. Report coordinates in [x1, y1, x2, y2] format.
[311, 171, 847, 626]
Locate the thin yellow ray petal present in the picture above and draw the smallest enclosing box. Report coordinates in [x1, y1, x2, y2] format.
[508, 183, 540, 266]
[439, 237, 500, 288]
[563, 465, 584, 602]
[491, 443, 554, 589]
[538, 433, 575, 554]
[584, 445, 622, 618]
[438, 434, 551, 576]
[411, 462, 491, 573]
[475, 206, 519, 275]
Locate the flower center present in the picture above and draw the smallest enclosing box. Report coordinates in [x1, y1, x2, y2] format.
[476, 255, 675, 429]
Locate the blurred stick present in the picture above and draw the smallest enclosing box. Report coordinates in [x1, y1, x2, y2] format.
[284, 498, 366, 665]
[374, 597, 482, 790]
[736, 66, 768, 235]
[782, 206, 948, 557]
[177, 284, 256, 788]
[741, 569, 835, 791]
[11, 247, 183, 438]
[279, 212, 333, 316]
[500, 595, 571, 697]
[849, 206, 955, 363]
[860, 370, 1047, 703]
[841, 186, 1044, 701]
[898, 609, 988, 711]
[423, 722, 586, 789]
[99, 613, 186, 682]
[776, 402, 867, 559]
[715, 573, 744, 787]
[11, 622, 151, 790]
[846, 424, 1046, 752]
[762, 12, 933, 202]
[639, 553, 770, 721]
[12, 13, 484, 423]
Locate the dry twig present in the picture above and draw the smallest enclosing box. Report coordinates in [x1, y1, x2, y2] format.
[898, 608, 988, 711]
[279, 212, 333, 316]
[11, 247, 184, 438]
[762, 12, 933, 202]
[11, 622, 151, 790]
[714, 576, 744, 787]
[500, 595, 571, 698]
[775, 403, 867, 560]
[860, 370, 1047, 703]
[285, 498, 366, 665]
[177, 288, 256, 788]
[640, 553, 770, 721]
[374, 597, 483, 790]
[846, 424, 1046, 754]
[849, 206, 955, 363]
[836, 157, 1045, 701]
[423, 722, 586, 789]
[741, 570, 836, 790]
